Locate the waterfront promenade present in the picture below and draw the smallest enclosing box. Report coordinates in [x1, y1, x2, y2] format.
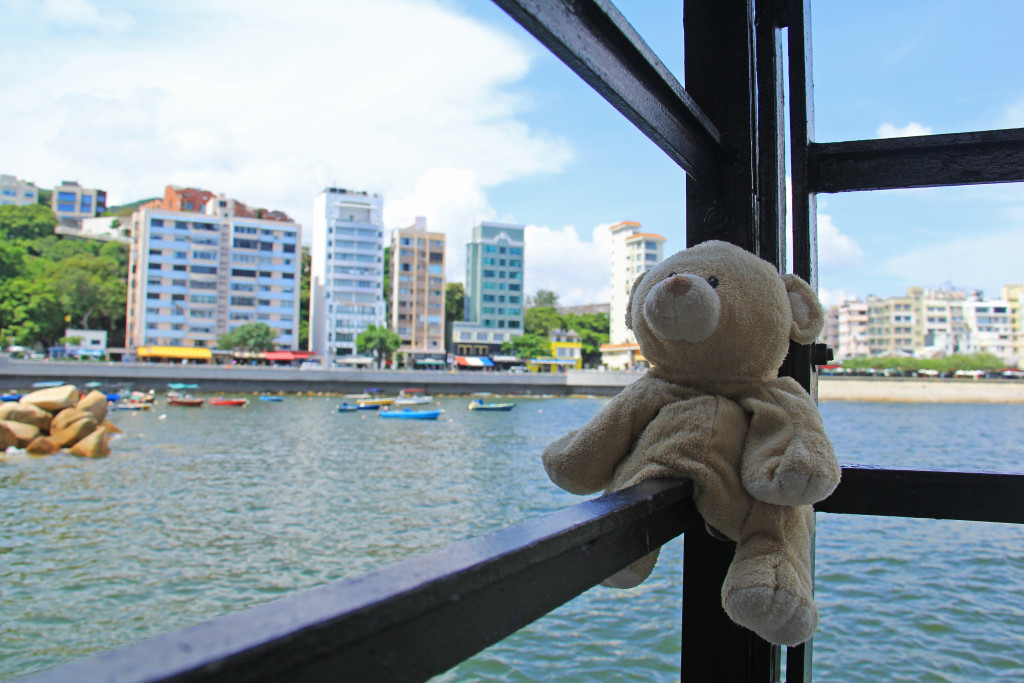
[5, 356, 1024, 402]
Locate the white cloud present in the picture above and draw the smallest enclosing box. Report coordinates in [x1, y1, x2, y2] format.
[817, 288, 858, 309]
[999, 99, 1024, 127]
[884, 225, 1024, 297]
[0, 0, 572, 245]
[818, 213, 865, 269]
[523, 222, 613, 306]
[41, 0, 134, 30]
[877, 121, 933, 138]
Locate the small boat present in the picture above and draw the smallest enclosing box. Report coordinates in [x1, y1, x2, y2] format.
[167, 383, 200, 391]
[468, 399, 516, 411]
[342, 392, 394, 407]
[1, 393, 23, 402]
[394, 388, 433, 405]
[380, 408, 444, 420]
[336, 403, 359, 412]
[169, 396, 204, 407]
[210, 397, 248, 407]
[259, 396, 284, 402]
[355, 402, 381, 410]
[115, 402, 151, 411]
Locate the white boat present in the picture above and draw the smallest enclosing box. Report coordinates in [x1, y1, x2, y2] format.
[393, 388, 433, 405]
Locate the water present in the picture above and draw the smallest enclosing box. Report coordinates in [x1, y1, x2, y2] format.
[1, 397, 1023, 681]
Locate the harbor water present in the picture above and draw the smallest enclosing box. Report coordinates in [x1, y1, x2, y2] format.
[2, 397, 1023, 681]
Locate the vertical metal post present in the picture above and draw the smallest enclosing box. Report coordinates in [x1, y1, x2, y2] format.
[682, 0, 781, 679]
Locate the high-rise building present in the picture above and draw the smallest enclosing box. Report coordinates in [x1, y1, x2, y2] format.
[390, 217, 446, 365]
[125, 190, 301, 352]
[309, 188, 385, 365]
[0, 174, 38, 206]
[451, 220, 525, 362]
[600, 221, 665, 369]
[52, 180, 106, 227]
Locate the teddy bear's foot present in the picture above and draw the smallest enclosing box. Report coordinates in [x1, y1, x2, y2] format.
[722, 582, 817, 646]
[744, 453, 839, 507]
[601, 550, 659, 589]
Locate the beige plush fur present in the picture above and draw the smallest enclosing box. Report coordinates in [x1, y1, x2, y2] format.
[542, 240, 840, 646]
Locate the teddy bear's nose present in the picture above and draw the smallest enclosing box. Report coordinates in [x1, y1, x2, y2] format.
[665, 275, 692, 295]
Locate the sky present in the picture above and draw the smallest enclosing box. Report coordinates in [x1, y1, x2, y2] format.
[2, 0, 1023, 307]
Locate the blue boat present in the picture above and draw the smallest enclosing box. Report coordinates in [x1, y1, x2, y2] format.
[259, 396, 284, 402]
[380, 408, 444, 420]
[336, 403, 359, 412]
[1, 393, 23, 402]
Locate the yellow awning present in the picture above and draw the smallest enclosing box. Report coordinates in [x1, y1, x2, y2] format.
[136, 346, 213, 360]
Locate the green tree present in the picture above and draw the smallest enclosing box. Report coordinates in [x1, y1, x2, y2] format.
[53, 254, 125, 330]
[36, 189, 52, 207]
[299, 247, 311, 349]
[0, 204, 58, 241]
[0, 277, 65, 349]
[357, 324, 402, 369]
[528, 289, 560, 308]
[501, 333, 550, 360]
[218, 323, 277, 352]
[524, 306, 562, 337]
[445, 282, 464, 322]
[563, 312, 610, 367]
[0, 241, 25, 281]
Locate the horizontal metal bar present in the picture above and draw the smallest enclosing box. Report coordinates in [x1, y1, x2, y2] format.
[809, 127, 1024, 193]
[17, 480, 698, 683]
[492, 0, 728, 187]
[817, 466, 1024, 523]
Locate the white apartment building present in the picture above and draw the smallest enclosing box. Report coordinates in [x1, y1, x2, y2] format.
[962, 295, 1016, 359]
[833, 300, 870, 360]
[0, 174, 38, 206]
[600, 221, 665, 369]
[390, 217, 446, 364]
[125, 196, 301, 352]
[309, 188, 385, 365]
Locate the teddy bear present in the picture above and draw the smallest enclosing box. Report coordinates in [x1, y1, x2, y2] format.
[542, 240, 840, 646]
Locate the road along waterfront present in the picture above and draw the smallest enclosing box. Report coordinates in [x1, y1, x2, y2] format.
[2, 397, 1023, 681]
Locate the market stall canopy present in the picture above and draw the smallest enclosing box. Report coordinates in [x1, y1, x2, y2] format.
[136, 346, 213, 361]
[455, 356, 495, 367]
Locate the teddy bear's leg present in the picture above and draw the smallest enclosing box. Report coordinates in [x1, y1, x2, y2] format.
[720, 504, 817, 646]
[602, 548, 661, 588]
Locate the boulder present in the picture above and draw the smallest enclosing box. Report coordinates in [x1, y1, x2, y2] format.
[50, 414, 98, 448]
[25, 436, 60, 456]
[52, 407, 92, 433]
[1, 419, 41, 447]
[75, 390, 109, 424]
[0, 402, 52, 432]
[0, 421, 17, 450]
[102, 419, 123, 435]
[20, 385, 80, 412]
[70, 426, 110, 458]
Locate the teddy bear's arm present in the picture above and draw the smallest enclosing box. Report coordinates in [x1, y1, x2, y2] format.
[542, 376, 682, 495]
[737, 378, 840, 506]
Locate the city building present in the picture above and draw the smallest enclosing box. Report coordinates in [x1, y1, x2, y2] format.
[452, 220, 525, 361]
[51, 180, 106, 227]
[527, 328, 583, 373]
[55, 216, 129, 243]
[832, 299, 870, 360]
[1001, 284, 1024, 360]
[390, 217, 446, 366]
[124, 189, 301, 354]
[962, 293, 1016, 359]
[600, 221, 665, 369]
[0, 174, 38, 206]
[309, 188, 385, 366]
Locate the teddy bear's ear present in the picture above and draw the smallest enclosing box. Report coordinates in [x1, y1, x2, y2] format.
[781, 273, 824, 344]
[625, 270, 647, 331]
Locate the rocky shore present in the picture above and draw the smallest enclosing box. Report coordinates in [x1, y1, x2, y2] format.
[0, 385, 119, 457]
[818, 376, 1024, 403]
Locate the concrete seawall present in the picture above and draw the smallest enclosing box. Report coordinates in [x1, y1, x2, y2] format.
[4, 358, 1023, 402]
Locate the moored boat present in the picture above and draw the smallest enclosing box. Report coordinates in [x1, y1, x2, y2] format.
[342, 392, 394, 407]
[394, 388, 433, 405]
[259, 396, 284, 402]
[115, 402, 152, 411]
[380, 407, 444, 420]
[210, 397, 248, 407]
[169, 396, 204, 407]
[336, 403, 359, 412]
[468, 399, 516, 411]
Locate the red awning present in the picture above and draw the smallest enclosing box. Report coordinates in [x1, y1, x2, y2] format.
[264, 350, 315, 361]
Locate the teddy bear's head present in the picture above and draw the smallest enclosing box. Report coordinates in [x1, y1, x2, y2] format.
[626, 240, 823, 385]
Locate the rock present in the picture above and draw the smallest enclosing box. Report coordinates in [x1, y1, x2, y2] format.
[102, 419, 123, 435]
[50, 414, 98, 448]
[20, 385, 80, 412]
[75, 390, 109, 424]
[70, 426, 110, 458]
[51, 407, 92, 433]
[1, 419, 41, 447]
[0, 421, 17, 450]
[25, 436, 60, 456]
[0, 402, 53, 432]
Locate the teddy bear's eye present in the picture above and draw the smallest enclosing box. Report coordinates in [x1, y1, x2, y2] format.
[707, 276, 719, 288]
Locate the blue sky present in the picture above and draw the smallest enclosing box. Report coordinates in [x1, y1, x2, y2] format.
[3, 0, 1022, 306]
